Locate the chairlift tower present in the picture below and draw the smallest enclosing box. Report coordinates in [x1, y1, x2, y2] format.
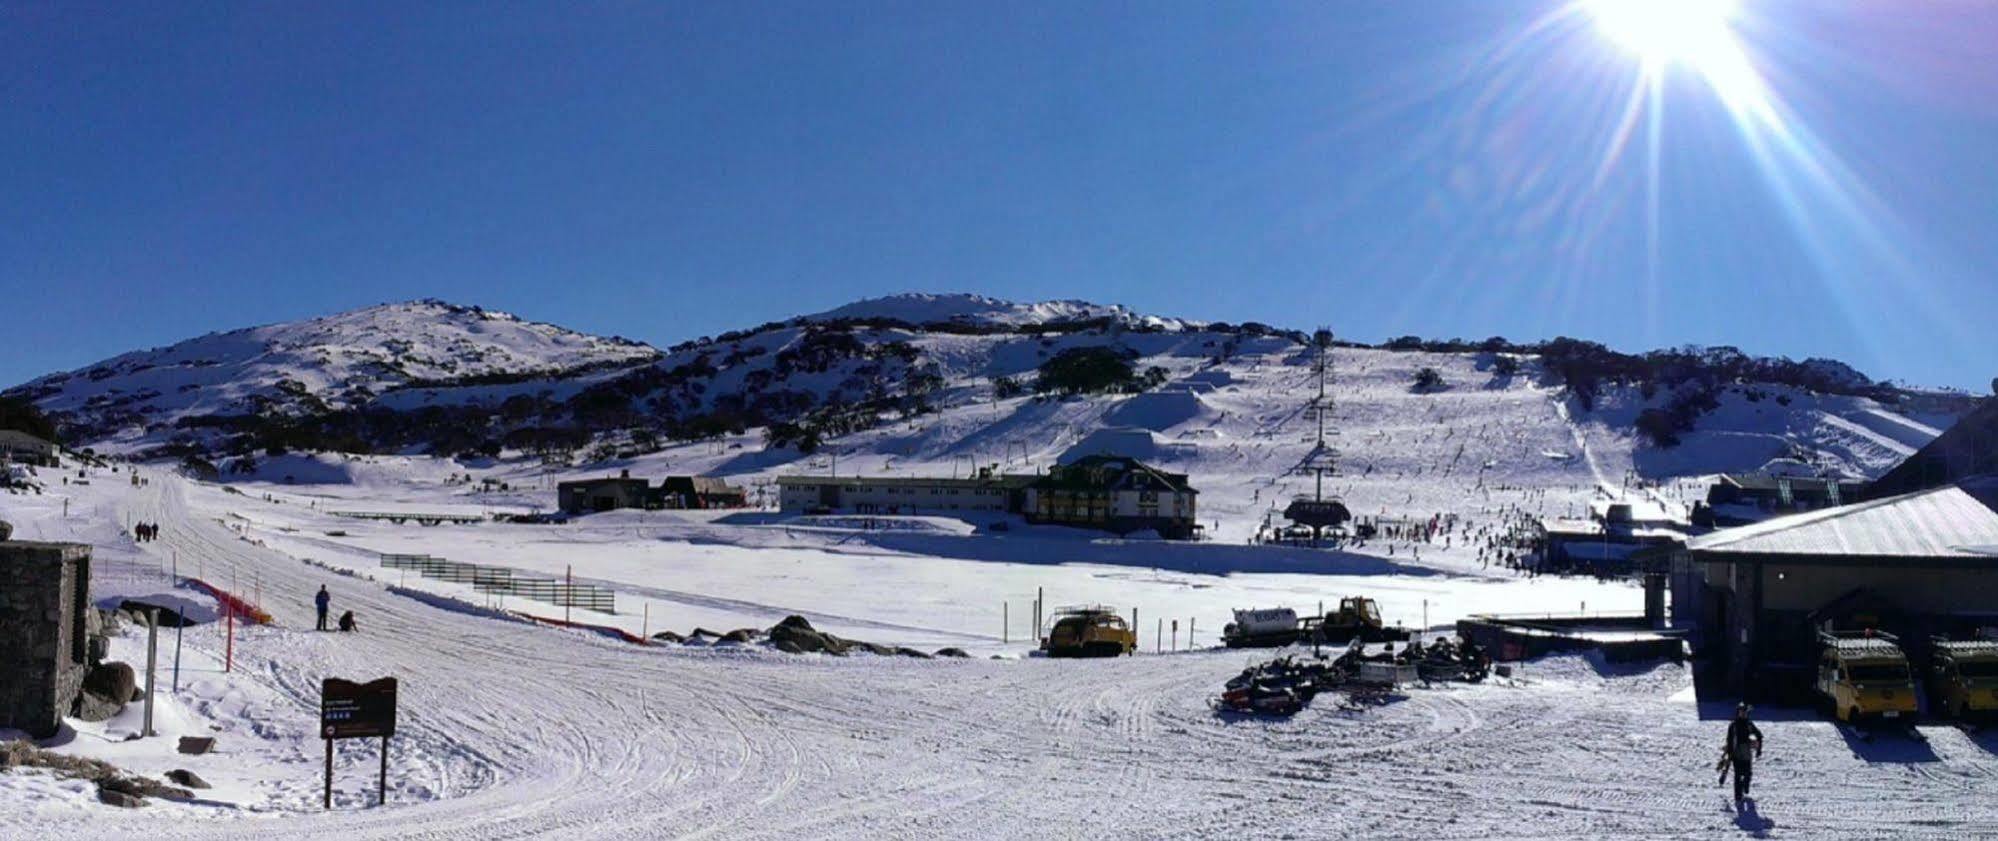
[1284, 329, 1349, 543]
[1295, 328, 1340, 498]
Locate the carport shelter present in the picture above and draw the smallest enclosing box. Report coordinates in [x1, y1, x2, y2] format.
[1677, 477, 1998, 698]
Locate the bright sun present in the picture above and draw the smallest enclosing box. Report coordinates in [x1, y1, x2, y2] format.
[1584, 0, 1741, 69]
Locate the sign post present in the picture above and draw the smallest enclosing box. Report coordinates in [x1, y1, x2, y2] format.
[321, 677, 398, 809]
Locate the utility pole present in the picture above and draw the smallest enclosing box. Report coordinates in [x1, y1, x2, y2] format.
[142, 609, 159, 738]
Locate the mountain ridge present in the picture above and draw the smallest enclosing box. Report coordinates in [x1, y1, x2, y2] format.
[4, 294, 1980, 486]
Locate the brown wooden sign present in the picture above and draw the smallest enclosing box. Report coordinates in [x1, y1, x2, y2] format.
[321, 677, 397, 740]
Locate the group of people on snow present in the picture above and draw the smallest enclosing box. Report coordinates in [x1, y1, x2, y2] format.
[133, 521, 161, 542]
[315, 584, 357, 633]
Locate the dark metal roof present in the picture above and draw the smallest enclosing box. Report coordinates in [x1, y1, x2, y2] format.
[1033, 455, 1195, 494]
[1870, 398, 1998, 499]
[1719, 473, 1861, 493]
[0, 430, 55, 449]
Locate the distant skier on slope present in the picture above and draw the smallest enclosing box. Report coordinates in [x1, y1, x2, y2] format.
[315, 585, 331, 631]
[1722, 702, 1764, 803]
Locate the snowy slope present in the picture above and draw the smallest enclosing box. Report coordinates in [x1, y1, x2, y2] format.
[1569, 383, 1944, 481]
[5, 301, 657, 449]
[804, 291, 1200, 331]
[6, 293, 1962, 494]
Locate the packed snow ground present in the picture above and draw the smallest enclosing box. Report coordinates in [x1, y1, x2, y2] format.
[9, 461, 1998, 837]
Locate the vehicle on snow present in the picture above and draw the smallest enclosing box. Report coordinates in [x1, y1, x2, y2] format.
[1311, 597, 1410, 645]
[1815, 630, 1918, 723]
[1222, 607, 1303, 648]
[1928, 638, 1998, 720]
[1042, 606, 1136, 658]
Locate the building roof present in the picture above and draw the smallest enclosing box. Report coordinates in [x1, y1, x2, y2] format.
[0, 430, 55, 450]
[777, 474, 1036, 489]
[686, 476, 743, 495]
[1687, 477, 1998, 559]
[1721, 472, 1861, 493]
[556, 476, 649, 490]
[1034, 454, 1195, 494]
[1869, 398, 1998, 499]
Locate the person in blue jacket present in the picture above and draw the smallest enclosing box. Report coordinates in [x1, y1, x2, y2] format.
[315, 585, 331, 631]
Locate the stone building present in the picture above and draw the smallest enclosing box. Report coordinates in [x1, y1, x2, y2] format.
[776, 457, 1202, 539]
[0, 540, 92, 738]
[1023, 455, 1199, 539]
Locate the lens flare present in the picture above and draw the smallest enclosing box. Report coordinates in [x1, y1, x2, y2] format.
[1586, 0, 1740, 69]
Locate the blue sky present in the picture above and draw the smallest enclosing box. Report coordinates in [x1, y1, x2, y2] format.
[4, 1, 1994, 391]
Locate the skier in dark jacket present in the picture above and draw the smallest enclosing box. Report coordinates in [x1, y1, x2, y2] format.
[315, 585, 331, 631]
[1725, 703, 1764, 802]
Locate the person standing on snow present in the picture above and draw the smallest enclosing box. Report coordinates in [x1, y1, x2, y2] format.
[1725, 703, 1764, 803]
[315, 585, 331, 631]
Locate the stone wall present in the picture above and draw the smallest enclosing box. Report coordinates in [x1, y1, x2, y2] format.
[0, 541, 91, 739]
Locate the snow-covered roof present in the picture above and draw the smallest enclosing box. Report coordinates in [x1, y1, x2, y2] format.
[1687, 477, 1998, 559]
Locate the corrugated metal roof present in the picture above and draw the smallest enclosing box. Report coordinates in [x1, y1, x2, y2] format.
[1687, 477, 1998, 558]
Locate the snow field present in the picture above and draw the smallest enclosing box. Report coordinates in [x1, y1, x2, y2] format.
[7, 468, 1998, 837]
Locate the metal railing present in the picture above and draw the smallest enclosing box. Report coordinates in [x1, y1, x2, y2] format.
[329, 511, 486, 525]
[379, 553, 614, 613]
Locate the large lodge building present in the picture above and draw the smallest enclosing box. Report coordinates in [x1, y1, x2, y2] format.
[777, 455, 1200, 539]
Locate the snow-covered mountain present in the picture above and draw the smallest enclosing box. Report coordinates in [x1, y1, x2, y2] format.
[4, 294, 1975, 490]
[4, 300, 657, 448]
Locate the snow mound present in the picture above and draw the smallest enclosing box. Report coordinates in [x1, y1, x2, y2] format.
[1058, 427, 1180, 464]
[1104, 390, 1215, 432]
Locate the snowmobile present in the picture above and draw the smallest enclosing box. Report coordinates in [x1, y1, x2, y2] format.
[1215, 680, 1305, 716]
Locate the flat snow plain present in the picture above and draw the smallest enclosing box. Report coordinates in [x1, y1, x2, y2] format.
[7, 469, 1998, 839]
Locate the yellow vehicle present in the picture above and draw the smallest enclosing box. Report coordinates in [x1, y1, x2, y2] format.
[1815, 631, 1918, 723]
[1311, 597, 1410, 645]
[1928, 639, 1998, 720]
[1042, 607, 1136, 658]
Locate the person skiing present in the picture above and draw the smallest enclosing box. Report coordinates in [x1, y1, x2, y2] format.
[1724, 702, 1764, 803]
[315, 585, 331, 631]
